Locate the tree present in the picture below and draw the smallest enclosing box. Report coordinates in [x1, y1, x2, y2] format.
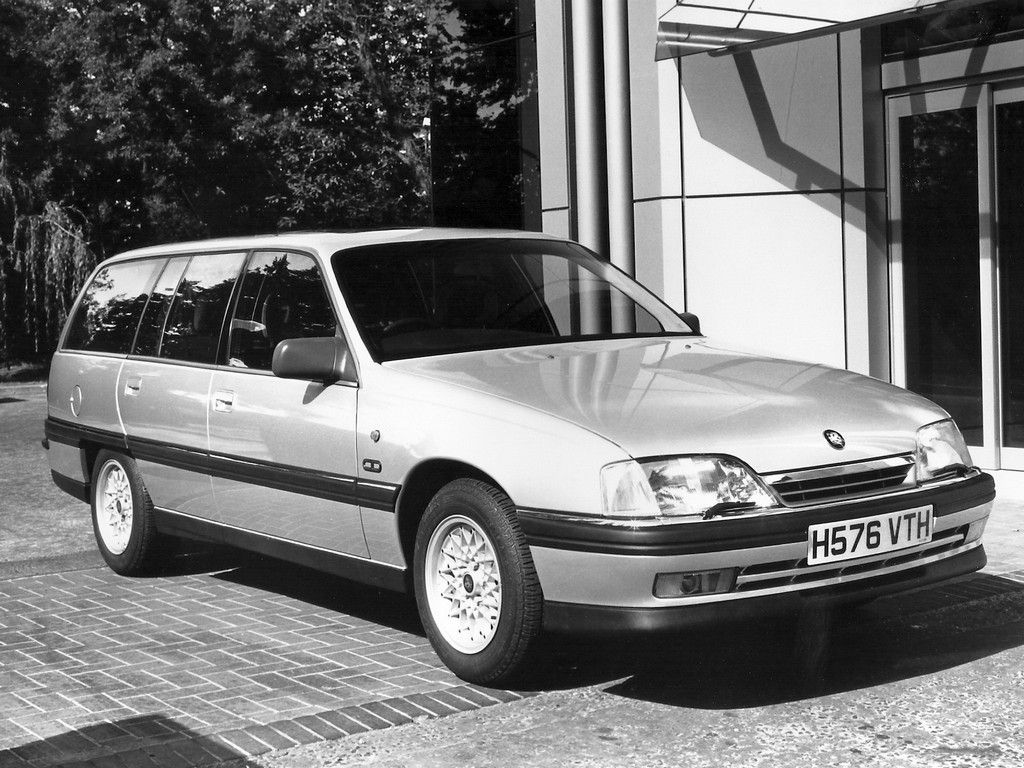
[0, 0, 446, 361]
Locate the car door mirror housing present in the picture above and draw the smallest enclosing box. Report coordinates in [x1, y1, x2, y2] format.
[272, 337, 356, 383]
[678, 311, 701, 335]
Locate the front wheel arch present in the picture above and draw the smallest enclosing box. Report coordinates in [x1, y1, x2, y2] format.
[395, 458, 508, 573]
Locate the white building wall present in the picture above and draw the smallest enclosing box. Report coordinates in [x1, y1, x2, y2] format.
[678, 36, 847, 368]
[673, 30, 887, 375]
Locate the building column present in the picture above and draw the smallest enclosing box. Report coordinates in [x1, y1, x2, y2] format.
[569, 0, 609, 257]
[602, 0, 635, 275]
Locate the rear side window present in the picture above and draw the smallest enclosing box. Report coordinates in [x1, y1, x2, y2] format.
[64, 260, 163, 354]
[133, 256, 189, 358]
[159, 252, 246, 364]
[227, 251, 338, 370]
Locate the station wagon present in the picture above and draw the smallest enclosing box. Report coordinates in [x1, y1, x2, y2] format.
[45, 230, 995, 684]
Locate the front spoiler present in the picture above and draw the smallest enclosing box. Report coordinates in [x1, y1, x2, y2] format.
[541, 542, 986, 633]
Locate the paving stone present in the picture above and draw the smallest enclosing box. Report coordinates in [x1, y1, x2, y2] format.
[360, 700, 414, 727]
[0, 749, 30, 767]
[312, 710, 370, 736]
[204, 730, 262, 758]
[380, 696, 436, 721]
[426, 689, 481, 713]
[0, 560, 511, 767]
[344, 706, 393, 731]
[103, 747, 162, 767]
[238, 725, 298, 751]
[290, 715, 346, 741]
[262, 719, 320, 747]
[448, 686, 503, 708]
[145, 742, 195, 768]
[404, 692, 461, 717]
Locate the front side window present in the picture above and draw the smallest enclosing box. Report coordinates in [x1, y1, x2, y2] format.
[333, 239, 693, 361]
[64, 259, 163, 354]
[226, 251, 338, 370]
[159, 252, 246, 364]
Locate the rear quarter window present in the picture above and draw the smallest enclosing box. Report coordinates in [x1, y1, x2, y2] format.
[63, 259, 163, 354]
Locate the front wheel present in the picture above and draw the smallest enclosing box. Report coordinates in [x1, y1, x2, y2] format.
[413, 479, 542, 686]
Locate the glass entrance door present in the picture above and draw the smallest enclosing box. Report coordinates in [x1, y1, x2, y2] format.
[889, 83, 1024, 469]
[996, 87, 1024, 466]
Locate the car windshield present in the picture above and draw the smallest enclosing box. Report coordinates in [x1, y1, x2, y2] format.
[332, 238, 695, 361]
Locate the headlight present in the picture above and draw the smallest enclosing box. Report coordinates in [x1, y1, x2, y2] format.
[915, 419, 972, 482]
[600, 456, 779, 520]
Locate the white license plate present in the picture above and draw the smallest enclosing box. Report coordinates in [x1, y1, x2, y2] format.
[806, 505, 934, 566]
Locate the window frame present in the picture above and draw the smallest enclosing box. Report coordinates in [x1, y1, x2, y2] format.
[59, 256, 165, 357]
[331, 238, 697, 364]
[221, 248, 350, 377]
[125, 249, 248, 368]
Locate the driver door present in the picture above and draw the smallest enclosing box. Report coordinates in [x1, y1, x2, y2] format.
[207, 249, 368, 557]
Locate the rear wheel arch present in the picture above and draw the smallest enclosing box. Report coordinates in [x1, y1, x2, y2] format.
[79, 441, 104, 488]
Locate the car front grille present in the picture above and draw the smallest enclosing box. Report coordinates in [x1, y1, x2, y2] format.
[762, 454, 916, 506]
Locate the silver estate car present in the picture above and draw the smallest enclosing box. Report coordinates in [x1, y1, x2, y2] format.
[45, 230, 994, 684]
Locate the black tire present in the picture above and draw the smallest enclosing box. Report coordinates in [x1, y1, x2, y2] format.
[90, 450, 160, 576]
[413, 478, 542, 686]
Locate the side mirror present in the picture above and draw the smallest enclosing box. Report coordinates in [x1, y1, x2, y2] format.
[272, 337, 356, 383]
[678, 311, 701, 335]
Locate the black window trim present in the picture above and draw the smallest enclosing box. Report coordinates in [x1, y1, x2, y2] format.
[217, 247, 356, 383]
[60, 246, 359, 386]
[144, 249, 247, 367]
[59, 254, 167, 355]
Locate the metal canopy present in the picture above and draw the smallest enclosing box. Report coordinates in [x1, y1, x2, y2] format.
[656, 0, 994, 59]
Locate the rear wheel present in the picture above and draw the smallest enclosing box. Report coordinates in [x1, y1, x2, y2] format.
[90, 451, 160, 575]
[414, 479, 542, 685]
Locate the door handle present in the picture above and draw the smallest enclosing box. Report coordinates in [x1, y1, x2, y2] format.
[124, 377, 142, 397]
[213, 390, 235, 413]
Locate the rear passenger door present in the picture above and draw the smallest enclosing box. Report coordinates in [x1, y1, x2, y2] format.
[207, 250, 368, 557]
[117, 251, 246, 515]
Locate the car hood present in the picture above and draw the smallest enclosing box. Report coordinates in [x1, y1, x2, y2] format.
[385, 338, 948, 473]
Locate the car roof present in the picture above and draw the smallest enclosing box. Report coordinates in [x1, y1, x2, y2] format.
[101, 228, 563, 265]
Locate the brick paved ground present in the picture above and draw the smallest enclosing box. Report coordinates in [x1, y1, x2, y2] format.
[0, 556, 530, 768]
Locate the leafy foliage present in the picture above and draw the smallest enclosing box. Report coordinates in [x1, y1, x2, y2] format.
[0, 0, 537, 363]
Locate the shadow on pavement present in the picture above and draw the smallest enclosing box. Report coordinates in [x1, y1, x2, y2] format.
[0, 713, 254, 768]
[206, 550, 426, 637]
[141, 543, 1024, 706]
[523, 574, 1024, 705]
[142, 540, 427, 637]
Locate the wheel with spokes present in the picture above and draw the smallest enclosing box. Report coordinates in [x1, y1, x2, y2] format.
[90, 451, 159, 575]
[414, 479, 542, 685]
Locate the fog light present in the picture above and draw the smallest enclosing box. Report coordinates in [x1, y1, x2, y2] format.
[653, 569, 736, 598]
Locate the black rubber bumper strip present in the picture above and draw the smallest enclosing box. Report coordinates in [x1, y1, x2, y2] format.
[44, 416, 400, 513]
[541, 544, 987, 634]
[519, 472, 994, 557]
[45, 417, 127, 451]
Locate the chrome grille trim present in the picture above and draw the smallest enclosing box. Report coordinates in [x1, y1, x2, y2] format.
[734, 525, 967, 591]
[763, 454, 916, 506]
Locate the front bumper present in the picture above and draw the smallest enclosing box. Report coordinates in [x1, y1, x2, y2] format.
[519, 471, 994, 633]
